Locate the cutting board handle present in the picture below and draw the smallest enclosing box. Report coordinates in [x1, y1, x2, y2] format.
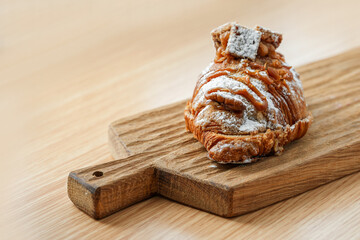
[67, 153, 157, 219]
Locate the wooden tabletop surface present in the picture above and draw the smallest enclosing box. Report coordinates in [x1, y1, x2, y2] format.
[1, 0, 359, 239]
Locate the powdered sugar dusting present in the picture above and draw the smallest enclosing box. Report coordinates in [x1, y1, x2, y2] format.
[193, 62, 302, 134]
[227, 24, 261, 60]
[194, 74, 270, 134]
[193, 74, 261, 111]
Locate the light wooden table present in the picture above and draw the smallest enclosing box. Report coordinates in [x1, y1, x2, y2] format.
[1, 0, 359, 239]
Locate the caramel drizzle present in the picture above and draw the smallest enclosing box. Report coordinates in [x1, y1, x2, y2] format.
[214, 31, 231, 63]
[197, 64, 297, 125]
[244, 69, 273, 85]
[199, 67, 269, 112]
[194, 32, 297, 124]
[228, 75, 268, 111]
[191, 29, 301, 127]
[192, 68, 238, 100]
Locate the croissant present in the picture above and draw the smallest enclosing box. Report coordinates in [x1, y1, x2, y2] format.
[184, 23, 313, 163]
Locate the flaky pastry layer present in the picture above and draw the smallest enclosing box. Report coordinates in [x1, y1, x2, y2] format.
[184, 23, 313, 163]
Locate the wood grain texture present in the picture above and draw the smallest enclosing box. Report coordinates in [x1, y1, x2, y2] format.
[68, 48, 360, 219]
[2, 0, 360, 239]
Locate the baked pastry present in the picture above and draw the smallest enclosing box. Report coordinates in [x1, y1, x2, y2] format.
[184, 23, 313, 163]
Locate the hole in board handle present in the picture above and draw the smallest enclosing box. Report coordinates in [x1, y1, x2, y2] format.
[93, 171, 103, 177]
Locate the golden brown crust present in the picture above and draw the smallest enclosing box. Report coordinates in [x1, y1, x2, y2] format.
[211, 22, 234, 50]
[185, 23, 313, 163]
[185, 102, 312, 163]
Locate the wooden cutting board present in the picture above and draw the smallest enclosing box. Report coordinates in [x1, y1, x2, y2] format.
[68, 48, 360, 219]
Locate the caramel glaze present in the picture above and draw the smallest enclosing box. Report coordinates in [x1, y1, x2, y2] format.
[205, 74, 268, 112]
[214, 31, 230, 63]
[191, 33, 302, 127]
